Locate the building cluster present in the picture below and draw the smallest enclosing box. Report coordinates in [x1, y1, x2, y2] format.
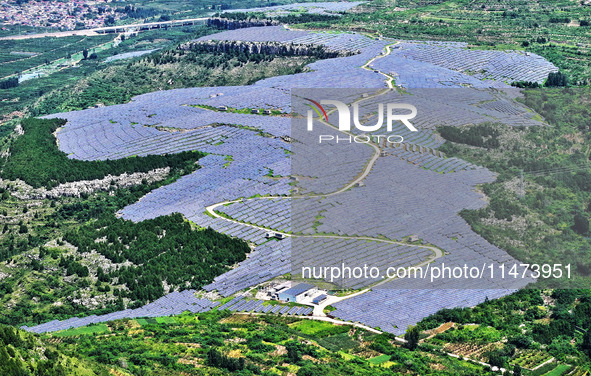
[0, 0, 121, 30]
[263, 282, 329, 305]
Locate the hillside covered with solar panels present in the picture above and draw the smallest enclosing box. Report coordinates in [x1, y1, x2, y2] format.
[5, 17, 567, 339]
[1, 0, 591, 373]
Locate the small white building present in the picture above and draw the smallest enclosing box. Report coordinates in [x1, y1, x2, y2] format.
[265, 232, 286, 240]
[278, 283, 317, 303]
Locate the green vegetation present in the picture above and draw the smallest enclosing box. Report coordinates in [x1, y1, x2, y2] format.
[2, 118, 204, 188]
[34, 37, 316, 114]
[0, 35, 115, 79]
[104, 0, 327, 23]
[0, 171, 251, 326]
[438, 122, 500, 149]
[217, 11, 341, 25]
[0, 20, 325, 329]
[545, 72, 569, 87]
[418, 289, 591, 373]
[53, 324, 110, 338]
[0, 24, 213, 120]
[438, 89, 591, 288]
[41, 311, 503, 375]
[404, 325, 420, 350]
[64, 213, 250, 304]
[194, 103, 284, 116]
[418, 290, 591, 375]
[289, 320, 349, 336]
[0, 76, 19, 89]
[0, 324, 99, 375]
[368, 353, 391, 364]
[543, 364, 572, 376]
[1, 3, 591, 374]
[0, 115, 241, 327]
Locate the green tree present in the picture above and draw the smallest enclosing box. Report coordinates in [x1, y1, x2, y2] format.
[404, 325, 420, 350]
[545, 71, 568, 87]
[574, 212, 589, 235]
[286, 341, 302, 363]
[514, 364, 522, 376]
[582, 330, 591, 357]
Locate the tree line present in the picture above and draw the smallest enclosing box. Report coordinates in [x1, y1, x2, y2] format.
[180, 40, 357, 60]
[437, 122, 501, 149]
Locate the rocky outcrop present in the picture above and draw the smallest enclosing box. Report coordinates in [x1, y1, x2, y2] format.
[4, 167, 170, 200]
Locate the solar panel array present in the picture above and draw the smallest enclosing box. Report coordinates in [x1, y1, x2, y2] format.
[44, 88, 292, 240]
[199, 25, 311, 43]
[203, 239, 291, 296]
[197, 26, 557, 90]
[217, 296, 313, 316]
[118, 154, 289, 245]
[23, 290, 217, 334]
[387, 147, 480, 173]
[217, 198, 291, 233]
[104, 49, 158, 63]
[369, 42, 557, 88]
[290, 155, 534, 284]
[339, 88, 543, 133]
[331, 288, 514, 335]
[291, 125, 373, 195]
[292, 237, 434, 289]
[290, 32, 377, 52]
[223, 1, 363, 16]
[391, 42, 558, 84]
[29, 25, 559, 334]
[302, 156, 497, 240]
